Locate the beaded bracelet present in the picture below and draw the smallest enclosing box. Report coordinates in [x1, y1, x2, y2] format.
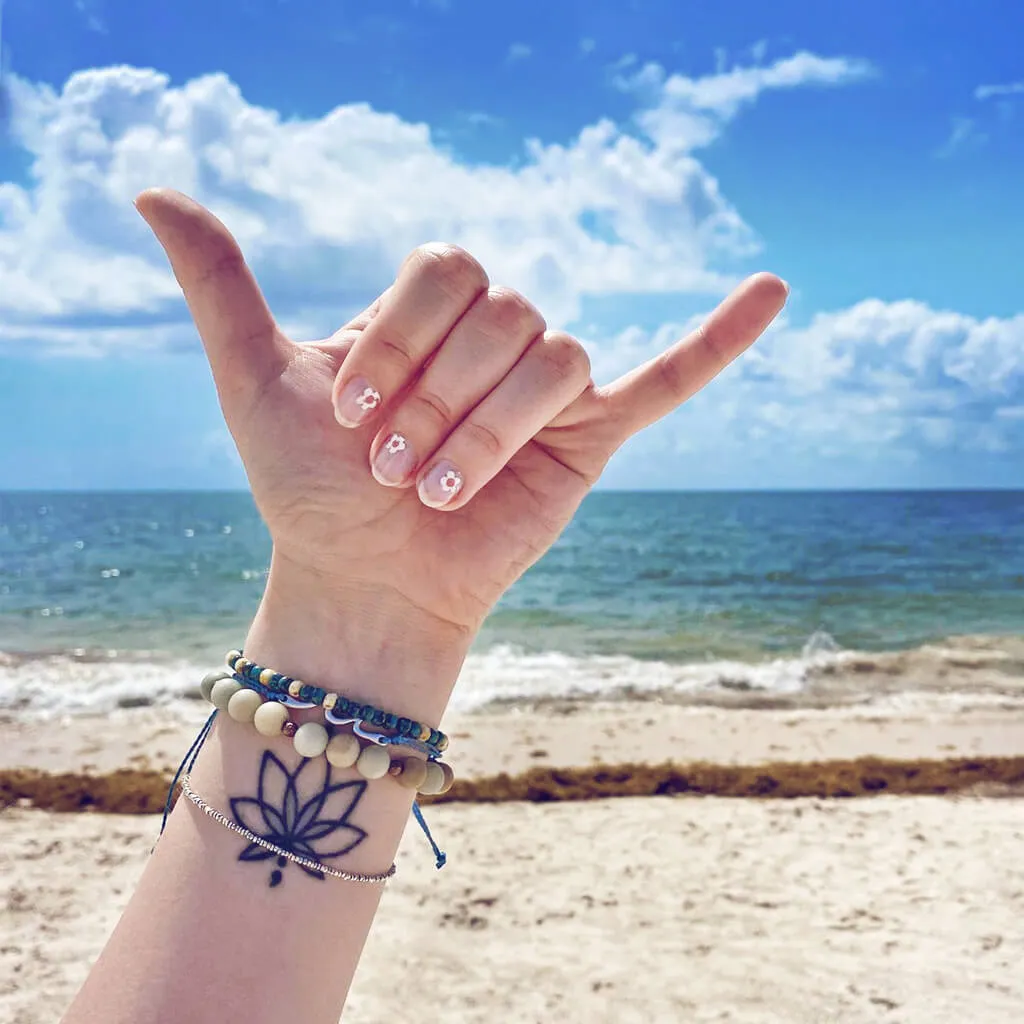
[199, 669, 455, 797]
[225, 651, 449, 752]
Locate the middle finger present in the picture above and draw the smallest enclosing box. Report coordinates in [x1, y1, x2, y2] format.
[331, 243, 489, 428]
[369, 286, 546, 487]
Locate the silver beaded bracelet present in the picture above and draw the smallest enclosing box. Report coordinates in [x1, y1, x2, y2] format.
[179, 773, 396, 884]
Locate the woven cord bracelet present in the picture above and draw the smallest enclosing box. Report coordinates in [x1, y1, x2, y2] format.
[179, 773, 396, 884]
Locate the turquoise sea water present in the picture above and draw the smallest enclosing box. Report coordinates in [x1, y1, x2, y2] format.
[1, 490, 1023, 715]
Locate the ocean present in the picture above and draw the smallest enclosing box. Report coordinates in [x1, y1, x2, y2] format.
[2, 490, 1023, 718]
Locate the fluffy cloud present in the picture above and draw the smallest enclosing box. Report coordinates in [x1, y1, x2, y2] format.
[1, 51, 868, 349]
[618, 51, 874, 150]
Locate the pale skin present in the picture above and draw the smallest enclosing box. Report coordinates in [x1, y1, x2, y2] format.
[62, 189, 787, 1024]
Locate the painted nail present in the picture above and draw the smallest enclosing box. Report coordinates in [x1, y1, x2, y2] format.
[334, 376, 381, 427]
[418, 460, 464, 508]
[372, 433, 417, 487]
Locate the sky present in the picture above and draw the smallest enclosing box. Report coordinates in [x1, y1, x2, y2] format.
[0, 0, 1022, 490]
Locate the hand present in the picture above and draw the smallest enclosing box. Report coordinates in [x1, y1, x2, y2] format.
[136, 190, 787, 662]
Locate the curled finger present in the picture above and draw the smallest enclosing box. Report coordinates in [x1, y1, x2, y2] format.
[415, 331, 592, 510]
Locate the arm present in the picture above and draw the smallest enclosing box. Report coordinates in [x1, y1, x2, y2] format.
[64, 561, 468, 1024]
[64, 190, 787, 1024]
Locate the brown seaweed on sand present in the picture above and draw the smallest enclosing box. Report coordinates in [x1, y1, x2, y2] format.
[2, 756, 1023, 815]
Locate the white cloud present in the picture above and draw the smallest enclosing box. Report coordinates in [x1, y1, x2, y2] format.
[1, 51, 871, 354]
[507, 43, 532, 62]
[749, 40, 769, 64]
[935, 116, 987, 158]
[463, 111, 501, 127]
[580, 38, 596, 56]
[615, 51, 873, 154]
[0, 319, 194, 358]
[74, 0, 107, 34]
[975, 81, 1024, 101]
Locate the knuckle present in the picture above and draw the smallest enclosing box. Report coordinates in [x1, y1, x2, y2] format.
[461, 418, 505, 459]
[411, 243, 488, 302]
[406, 389, 455, 429]
[698, 322, 731, 369]
[377, 332, 417, 372]
[195, 248, 246, 288]
[656, 349, 688, 398]
[539, 332, 591, 383]
[482, 287, 546, 339]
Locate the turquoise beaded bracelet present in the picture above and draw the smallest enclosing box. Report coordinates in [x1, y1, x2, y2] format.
[199, 666, 455, 797]
[225, 650, 449, 753]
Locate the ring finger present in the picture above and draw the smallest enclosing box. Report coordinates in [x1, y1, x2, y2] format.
[369, 287, 546, 487]
[415, 331, 592, 510]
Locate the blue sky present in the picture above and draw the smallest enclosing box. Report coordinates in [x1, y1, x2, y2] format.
[1, 0, 1022, 489]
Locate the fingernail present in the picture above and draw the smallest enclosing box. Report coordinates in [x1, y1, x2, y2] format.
[334, 376, 381, 427]
[418, 460, 464, 508]
[372, 432, 417, 486]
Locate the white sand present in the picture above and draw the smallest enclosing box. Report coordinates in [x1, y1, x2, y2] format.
[2, 700, 1022, 1022]
[1, 795, 1022, 1023]
[4, 702, 1024, 777]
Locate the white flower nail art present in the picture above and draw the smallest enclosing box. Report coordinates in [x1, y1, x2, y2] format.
[439, 469, 462, 494]
[384, 433, 407, 455]
[356, 386, 381, 412]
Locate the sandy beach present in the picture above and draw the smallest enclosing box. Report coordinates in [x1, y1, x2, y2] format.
[1, 700, 1022, 1023]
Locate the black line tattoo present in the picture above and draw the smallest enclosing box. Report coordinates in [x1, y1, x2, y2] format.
[229, 750, 368, 887]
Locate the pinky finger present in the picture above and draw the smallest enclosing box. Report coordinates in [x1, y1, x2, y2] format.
[416, 331, 591, 510]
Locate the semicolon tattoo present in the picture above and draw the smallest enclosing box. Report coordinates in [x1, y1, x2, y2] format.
[229, 750, 369, 888]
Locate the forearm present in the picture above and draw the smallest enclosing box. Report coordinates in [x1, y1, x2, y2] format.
[64, 557, 470, 1024]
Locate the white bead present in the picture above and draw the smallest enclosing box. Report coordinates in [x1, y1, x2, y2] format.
[227, 688, 263, 723]
[293, 722, 329, 759]
[253, 700, 289, 737]
[200, 670, 231, 703]
[355, 744, 390, 780]
[418, 761, 446, 795]
[325, 733, 361, 768]
[210, 678, 243, 711]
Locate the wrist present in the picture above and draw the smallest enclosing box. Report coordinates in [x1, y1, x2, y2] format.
[241, 548, 472, 726]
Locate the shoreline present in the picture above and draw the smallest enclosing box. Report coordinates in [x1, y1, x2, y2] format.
[3, 699, 1023, 777]
[3, 631, 1024, 720]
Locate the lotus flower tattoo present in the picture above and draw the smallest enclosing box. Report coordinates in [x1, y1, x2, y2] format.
[230, 751, 369, 887]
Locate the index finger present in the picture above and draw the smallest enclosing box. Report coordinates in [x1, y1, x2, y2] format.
[599, 272, 788, 441]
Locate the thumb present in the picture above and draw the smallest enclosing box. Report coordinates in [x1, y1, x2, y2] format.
[135, 188, 289, 404]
